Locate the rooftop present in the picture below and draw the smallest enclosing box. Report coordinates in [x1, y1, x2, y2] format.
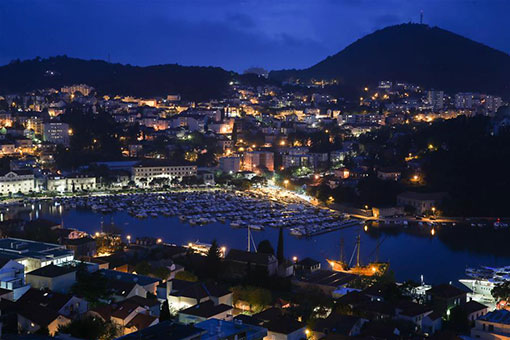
[196, 319, 268, 340]
[179, 301, 232, 318]
[295, 270, 357, 288]
[479, 309, 510, 325]
[426, 284, 467, 299]
[116, 321, 205, 340]
[0, 237, 72, 262]
[26, 264, 76, 278]
[100, 269, 160, 287]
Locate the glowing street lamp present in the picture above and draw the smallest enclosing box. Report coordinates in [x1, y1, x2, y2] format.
[292, 256, 298, 263]
[127, 235, 131, 244]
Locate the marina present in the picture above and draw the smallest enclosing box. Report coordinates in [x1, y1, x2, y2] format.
[10, 190, 509, 285]
[24, 189, 357, 238]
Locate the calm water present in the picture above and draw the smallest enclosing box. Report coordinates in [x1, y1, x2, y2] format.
[29, 205, 510, 284]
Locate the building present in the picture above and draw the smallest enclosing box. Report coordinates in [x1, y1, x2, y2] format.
[0, 238, 74, 272]
[292, 270, 357, 296]
[198, 319, 267, 340]
[471, 309, 510, 339]
[377, 168, 402, 181]
[100, 269, 160, 296]
[263, 316, 306, 340]
[243, 151, 274, 172]
[0, 170, 35, 195]
[455, 92, 476, 109]
[63, 236, 97, 258]
[427, 90, 444, 110]
[426, 284, 467, 315]
[25, 264, 76, 293]
[43, 122, 70, 146]
[225, 249, 278, 276]
[132, 162, 197, 185]
[118, 319, 267, 340]
[178, 300, 233, 325]
[396, 192, 446, 214]
[116, 321, 205, 340]
[0, 258, 30, 300]
[219, 156, 241, 173]
[166, 279, 232, 312]
[61, 84, 94, 96]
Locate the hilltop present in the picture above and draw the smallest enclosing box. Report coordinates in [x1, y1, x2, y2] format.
[0, 56, 235, 101]
[270, 24, 510, 97]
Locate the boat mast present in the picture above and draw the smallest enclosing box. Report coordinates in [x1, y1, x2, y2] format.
[356, 234, 361, 267]
[340, 238, 344, 263]
[247, 226, 251, 252]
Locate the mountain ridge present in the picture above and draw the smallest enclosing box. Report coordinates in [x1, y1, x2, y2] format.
[0, 56, 235, 101]
[270, 24, 510, 98]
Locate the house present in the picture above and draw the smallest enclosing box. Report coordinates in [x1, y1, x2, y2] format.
[396, 192, 447, 214]
[197, 319, 268, 340]
[178, 300, 233, 325]
[16, 288, 88, 319]
[110, 300, 151, 335]
[115, 321, 205, 340]
[107, 278, 148, 301]
[100, 269, 160, 296]
[471, 309, 510, 339]
[1, 288, 87, 335]
[25, 264, 76, 293]
[263, 316, 306, 340]
[63, 236, 97, 258]
[0, 258, 30, 300]
[225, 249, 278, 276]
[422, 311, 443, 335]
[124, 313, 159, 335]
[426, 284, 467, 315]
[313, 314, 367, 338]
[377, 168, 402, 181]
[166, 279, 232, 311]
[462, 300, 488, 324]
[11, 301, 71, 336]
[394, 300, 433, 331]
[294, 257, 321, 274]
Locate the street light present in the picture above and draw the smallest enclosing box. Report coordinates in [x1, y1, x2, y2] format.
[127, 235, 131, 244]
[292, 256, 298, 263]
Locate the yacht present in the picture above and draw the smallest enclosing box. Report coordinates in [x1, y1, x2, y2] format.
[459, 266, 510, 304]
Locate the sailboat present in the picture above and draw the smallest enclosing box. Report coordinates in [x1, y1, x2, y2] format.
[327, 234, 388, 276]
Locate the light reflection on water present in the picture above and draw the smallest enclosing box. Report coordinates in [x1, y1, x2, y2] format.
[22, 203, 510, 284]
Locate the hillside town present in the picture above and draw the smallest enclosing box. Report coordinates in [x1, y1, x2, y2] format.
[0, 76, 507, 340]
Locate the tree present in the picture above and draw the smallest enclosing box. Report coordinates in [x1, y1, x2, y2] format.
[160, 300, 172, 322]
[258, 240, 275, 255]
[58, 316, 120, 340]
[175, 270, 198, 282]
[277, 227, 285, 264]
[206, 239, 222, 279]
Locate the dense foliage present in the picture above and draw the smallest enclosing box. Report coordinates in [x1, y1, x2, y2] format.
[0, 56, 234, 101]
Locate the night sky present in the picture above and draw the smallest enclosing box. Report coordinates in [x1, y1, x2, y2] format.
[0, 0, 508, 72]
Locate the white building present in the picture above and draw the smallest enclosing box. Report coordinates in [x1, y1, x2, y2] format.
[47, 175, 96, 192]
[0, 170, 35, 195]
[132, 162, 197, 185]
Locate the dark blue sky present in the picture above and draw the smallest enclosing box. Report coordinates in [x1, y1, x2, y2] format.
[0, 0, 508, 72]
